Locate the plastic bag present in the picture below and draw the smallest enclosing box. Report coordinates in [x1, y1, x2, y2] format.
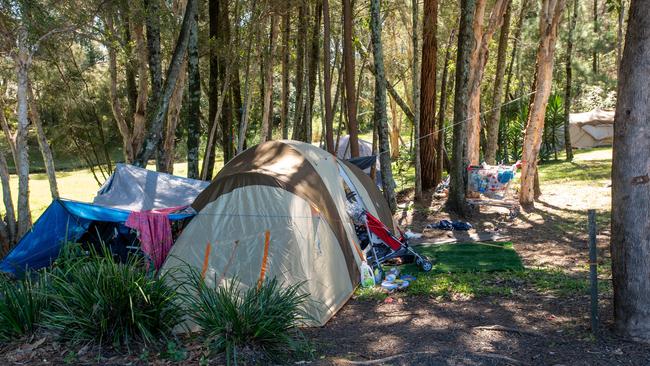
[360, 261, 375, 288]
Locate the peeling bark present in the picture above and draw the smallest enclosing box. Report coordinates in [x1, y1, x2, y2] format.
[519, 0, 566, 206]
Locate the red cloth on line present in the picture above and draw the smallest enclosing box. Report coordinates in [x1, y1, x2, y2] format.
[125, 206, 185, 269]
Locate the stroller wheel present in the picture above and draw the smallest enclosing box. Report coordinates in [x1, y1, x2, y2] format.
[420, 260, 433, 272]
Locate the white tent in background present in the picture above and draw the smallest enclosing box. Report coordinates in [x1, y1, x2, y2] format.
[569, 109, 615, 149]
[336, 135, 374, 159]
[336, 135, 381, 186]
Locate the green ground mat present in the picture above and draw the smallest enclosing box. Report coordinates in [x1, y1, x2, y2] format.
[405, 242, 523, 273]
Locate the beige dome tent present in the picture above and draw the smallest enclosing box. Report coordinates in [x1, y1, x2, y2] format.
[162, 140, 395, 326]
[569, 109, 614, 149]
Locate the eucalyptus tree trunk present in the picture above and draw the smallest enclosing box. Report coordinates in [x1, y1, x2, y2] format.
[145, 0, 163, 133]
[370, 0, 397, 213]
[237, 17, 259, 153]
[412, 0, 422, 200]
[437, 29, 455, 180]
[0, 150, 16, 249]
[323, 0, 335, 153]
[14, 26, 32, 237]
[0, 96, 16, 168]
[419, 0, 439, 191]
[161, 58, 188, 173]
[592, 0, 599, 75]
[187, 0, 201, 179]
[519, 0, 566, 206]
[616, 0, 625, 72]
[261, 15, 279, 143]
[611, 0, 650, 341]
[448, 0, 477, 215]
[343, 0, 359, 157]
[27, 86, 59, 199]
[389, 95, 400, 159]
[485, 1, 511, 164]
[564, 0, 577, 162]
[134, 0, 196, 168]
[280, 11, 290, 140]
[292, 3, 307, 141]
[466, 0, 510, 166]
[303, 1, 322, 143]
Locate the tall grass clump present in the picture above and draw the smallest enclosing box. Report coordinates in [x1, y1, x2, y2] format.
[0, 273, 48, 341]
[185, 272, 309, 365]
[43, 247, 183, 346]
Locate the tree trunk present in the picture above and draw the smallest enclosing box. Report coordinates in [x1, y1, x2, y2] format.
[134, 0, 196, 168]
[389, 95, 401, 159]
[237, 17, 258, 154]
[14, 27, 32, 237]
[419, 0, 439, 191]
[261, 15, 279, 143]
[616, 0, 625, 72]
[145, 0, 163, 139]
[519, 0, 566, 206]
[592, 0, 599, 75]
[323, 0, 334, 153]
[437, 29, 456, 179]
[0, 97, 16, 168]
[161, 58, 188, 173]
[131, 22, 149, 158]
[412, 0, 423, 200]
[504, 0, 526, 103]
[27, 86, 59, 199]
[370, 0, 397, 213]
[611, 0, 650, 341]
[303, 2, 322, 143]
[564, 0, 577, 162]
[280, 11, 290, 140]
[107, 14, 136, 163]
[466, 0, 510, 165]
[292, 3, 307, 141]
[187, 0, 201, 179]
[343, 0, 359, 157]
[448, 0, 477, 215]
[485, 1, 511, 164]
[0, 150, 16, 249]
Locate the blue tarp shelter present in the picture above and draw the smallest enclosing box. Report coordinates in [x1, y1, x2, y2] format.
[0, 199, 195, 276]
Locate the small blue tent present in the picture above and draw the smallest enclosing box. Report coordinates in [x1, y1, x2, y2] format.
[0, 164, 210, 277]
[0, 199, 195, 276]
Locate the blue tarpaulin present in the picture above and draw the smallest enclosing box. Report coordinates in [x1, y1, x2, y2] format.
[0, 199, 194, 277]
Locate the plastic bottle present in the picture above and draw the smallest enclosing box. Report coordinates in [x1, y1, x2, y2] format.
[360, 261, 375, 288]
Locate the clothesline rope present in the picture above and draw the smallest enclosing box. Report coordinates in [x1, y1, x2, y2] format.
[376, 90, 537, 156]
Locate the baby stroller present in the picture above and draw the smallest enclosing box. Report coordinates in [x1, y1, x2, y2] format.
[355, 209, 433, 277]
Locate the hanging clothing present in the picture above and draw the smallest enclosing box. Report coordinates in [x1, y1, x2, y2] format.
[125, 206, 186, 269]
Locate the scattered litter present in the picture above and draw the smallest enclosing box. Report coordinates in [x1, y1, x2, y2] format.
[400, 274, 417, 282]
[380, 267, 411, 291]
[426, 220, 473, 231]
[404, 230, 422, 239]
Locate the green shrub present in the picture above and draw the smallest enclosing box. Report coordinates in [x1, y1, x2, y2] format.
[43, 248, 183, 346]
[0, 272, 48, 341]
[186, 273, 308, 365]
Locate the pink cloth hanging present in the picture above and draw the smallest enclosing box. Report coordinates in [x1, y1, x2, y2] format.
[125, 206, 186, 270]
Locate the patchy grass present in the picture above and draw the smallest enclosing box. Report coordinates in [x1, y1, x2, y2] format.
[354, 241, 612, 302]
[355, 265, 612, 302]
[538, 147, 612, 185]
